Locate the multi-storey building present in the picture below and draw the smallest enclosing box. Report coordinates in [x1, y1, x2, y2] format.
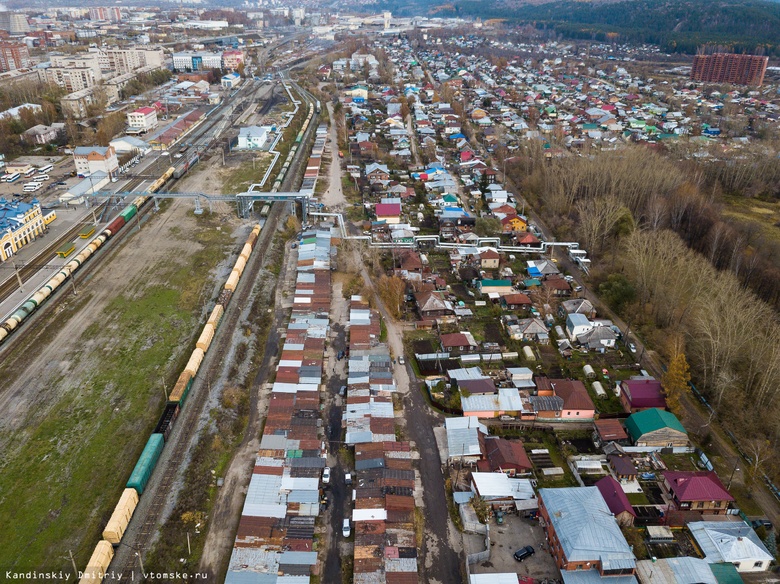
[126, 107, 158, 132]
[221, 49, 244, 71]
[88, 7, 121, 22]
[47, 53, 102, 92]
[73, 145, 119, 177]
[94, 47, 165, 75]
[172, 52, 223, 72]
[691, 53, 768, 86]
[0, 42, 31, 72]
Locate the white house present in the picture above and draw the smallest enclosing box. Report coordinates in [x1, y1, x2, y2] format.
[236, 126, 270, 150]
[688, 521, 773, 573]
[126, 106, 158, 132]
[110, 136, 152, 156]
[566, 313, 592, 341]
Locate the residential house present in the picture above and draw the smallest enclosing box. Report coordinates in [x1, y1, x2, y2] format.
[517, 232, 542, 248]
[365, 162, 390, 183]
[538, 487, 636, 576]
[414, 291, 454, 319]
[470, 472, 537, 512]
[620, 379, 667, 413]
[577, 326, 617, 350]
[559, 298, 596, 320]
[607, 454, 637, 481]
[501, 293, 532, 311]
[566, 313, 592, 341]
[624, 409, 688, 448]
[477, 436, 533, 476]
[22, 124, 62, 145]
[551, 379, 595, 420]
[662, 471, 734, 515]
[595, 476, 637, 527]
[440, 332, 479, 353]
[502, 216, 527, 233]
[375, 202, 401, 224]
[688, 521, 773, 572]
[445, 416, 487, 464]
[476, 279, 513, 297]
[480, 249, 500, 269]
[505, 317, 549, 343]
[542, 276, 572, 297]
[458, 378, 497, 395]
[636, 557, 735, 584]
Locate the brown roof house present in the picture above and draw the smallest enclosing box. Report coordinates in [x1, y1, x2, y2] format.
[414, 291, 454, 319]
[477, 436, 533, 476]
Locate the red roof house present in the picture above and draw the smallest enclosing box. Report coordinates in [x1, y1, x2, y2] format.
[662, 471, 734, 515]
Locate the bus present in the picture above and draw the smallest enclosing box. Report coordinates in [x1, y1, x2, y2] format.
[38, 164, 54, 173]
[6, 173, 21, 183]
[24, 168, 37, 178]
[34, 174, 49, 181]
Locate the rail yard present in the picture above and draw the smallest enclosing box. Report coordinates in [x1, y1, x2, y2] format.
[0, 72, 320, 581]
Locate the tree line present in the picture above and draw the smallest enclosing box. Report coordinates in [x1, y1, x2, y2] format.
[506, 142, 780, 480]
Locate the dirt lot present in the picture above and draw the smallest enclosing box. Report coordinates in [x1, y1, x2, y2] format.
[0, 159, 246, 574]
[470, 514, 561, 578]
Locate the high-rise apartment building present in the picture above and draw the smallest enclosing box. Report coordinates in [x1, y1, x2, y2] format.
[690, 53, 768, 86]
[0, 42, 31, 72]
[89, 7, 121, 22]
[0, 12, 31, 34]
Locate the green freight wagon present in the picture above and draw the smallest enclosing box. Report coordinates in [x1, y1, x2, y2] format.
[126, 433, 164, 495]
[119, 205, 138, 223]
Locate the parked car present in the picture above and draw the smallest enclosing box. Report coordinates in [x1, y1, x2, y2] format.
[752, 519, 773, 530]
[322, 466, 331, 484]
[513, 546, 535, 562]
[628, 343, 637, 353]
[339, 385, 347, 397]
[342, 518, 351, 538]
[344, 472, 353, 486]
[398, 356, 405, 365]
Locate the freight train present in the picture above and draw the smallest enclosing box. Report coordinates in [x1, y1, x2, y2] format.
[0, 166, 176, 347]
[79, 223, 262, 583]
[271, 102, 315, 192]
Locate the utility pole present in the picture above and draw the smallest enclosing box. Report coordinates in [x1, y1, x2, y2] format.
[11, 260, 23, 291]
[68, 550, 78, 576]
[135, 551, 145, 574]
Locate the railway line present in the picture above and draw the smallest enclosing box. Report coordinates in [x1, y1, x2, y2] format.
[109, 79, 319, 580]
[112, 202, 285, 581]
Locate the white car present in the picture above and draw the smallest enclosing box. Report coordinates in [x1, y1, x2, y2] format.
[628, 343, 637, 354]
[342, 518, 351, 538]
[322, 466, 331, 484]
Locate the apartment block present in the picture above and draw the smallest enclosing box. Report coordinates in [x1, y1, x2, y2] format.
[0, 42, 31, 72]
[691, 53, 768, 86]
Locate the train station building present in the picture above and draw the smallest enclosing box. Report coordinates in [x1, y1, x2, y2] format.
[0, 198, 52, 261]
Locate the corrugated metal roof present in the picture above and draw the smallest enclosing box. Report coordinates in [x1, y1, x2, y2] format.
[539, 487, 635, 565]
[689, 521, 773, 565]
[279, 551, 318, 565]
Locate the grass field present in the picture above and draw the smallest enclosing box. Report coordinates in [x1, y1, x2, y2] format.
[0, 218, 233, 574]
[721, 196, 780, 244]
[221, 156, 273, 194]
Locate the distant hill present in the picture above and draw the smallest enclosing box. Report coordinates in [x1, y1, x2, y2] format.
[385, 0, 780, 56]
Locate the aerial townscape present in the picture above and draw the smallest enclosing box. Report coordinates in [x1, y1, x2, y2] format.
[1, 0, 779, 583]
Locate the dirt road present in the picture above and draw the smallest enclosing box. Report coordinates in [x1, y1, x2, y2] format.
[321, 102, 346, 209]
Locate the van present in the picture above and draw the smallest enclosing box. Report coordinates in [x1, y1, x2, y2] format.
[342, 519, 351, 538]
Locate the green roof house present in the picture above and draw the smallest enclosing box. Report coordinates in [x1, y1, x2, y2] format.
[624, 408, 688, 447]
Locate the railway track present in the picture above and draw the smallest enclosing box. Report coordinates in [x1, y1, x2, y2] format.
[114, 202, 285, 581]
[112, 82, 316, 579]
